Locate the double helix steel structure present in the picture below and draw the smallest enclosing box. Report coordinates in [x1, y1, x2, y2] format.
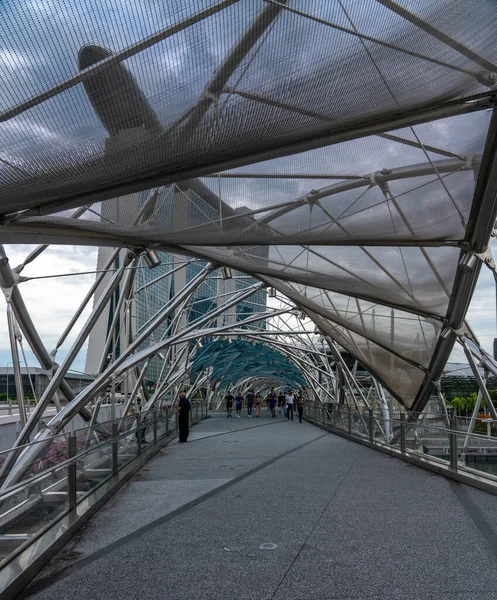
[2, 1, 497, 595]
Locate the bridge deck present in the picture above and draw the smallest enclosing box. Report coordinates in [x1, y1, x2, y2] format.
[23, 411, 497, 600]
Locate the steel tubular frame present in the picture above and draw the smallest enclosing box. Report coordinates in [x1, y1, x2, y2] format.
[2, 0, 497, 496]
[0, 269, 268, 487]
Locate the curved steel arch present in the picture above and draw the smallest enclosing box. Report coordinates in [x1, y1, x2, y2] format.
[1, 0, 497, 491]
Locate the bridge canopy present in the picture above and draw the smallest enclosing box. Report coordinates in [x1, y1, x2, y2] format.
[191, 339, 307, 389]
[2, 0, 497, 410]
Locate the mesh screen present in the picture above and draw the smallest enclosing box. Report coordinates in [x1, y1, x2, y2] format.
[1, 0, 496, 215]
[275, 284, 441, 369]
[2, 0, 497, 410]
[7, 111, 489, 249]
[308, 310, 425, 409]
[185, 244, 460, 318]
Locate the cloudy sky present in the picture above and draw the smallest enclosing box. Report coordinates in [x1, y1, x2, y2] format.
[0, 245, 98, 374]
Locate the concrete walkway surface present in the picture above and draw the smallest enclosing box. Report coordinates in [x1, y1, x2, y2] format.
[21, 411, 497, 600]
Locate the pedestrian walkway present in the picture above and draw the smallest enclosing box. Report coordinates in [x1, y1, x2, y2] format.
[22, 411, 497, 600]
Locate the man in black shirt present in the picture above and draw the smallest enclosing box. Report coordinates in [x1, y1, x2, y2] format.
[246, 390, 254, 417]
[177, 391, 191, 443]
[225, 392, 234, 417]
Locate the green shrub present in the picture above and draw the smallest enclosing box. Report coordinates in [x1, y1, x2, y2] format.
[446, 392, 482, 416]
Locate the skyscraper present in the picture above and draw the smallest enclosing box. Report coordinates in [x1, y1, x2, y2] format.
[85, 183, 267, 381]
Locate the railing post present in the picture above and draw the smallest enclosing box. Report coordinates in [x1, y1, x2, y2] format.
[368, 409, 374, 443]
[136, 412, 142, 456]
[153, 409, 158, 444]
[449, 408, 458, 470]
[400, 412, 406, 454]
[348, 408, 352, 434]
[68, 433, 77, 511]
[112, 421, 118, 476]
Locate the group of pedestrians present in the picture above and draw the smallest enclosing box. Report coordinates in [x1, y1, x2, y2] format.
[225, 388, 305, 422]
[174, 386, 305, 448]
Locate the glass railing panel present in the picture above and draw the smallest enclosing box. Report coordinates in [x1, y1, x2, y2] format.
[0, 463, 69, 561]
[389, 418, 451, 464]
[416, 421, 451, 463]
[456, 428, 497, 478]
[0, 432, 72, 489]
[352, 410, 369, 438]
[140, 411, 154, 446]
[80, 438, 112, 491]
[117, 432, 135, 469]
[333, 408, 347, 431]
[156, 408, 167, 439]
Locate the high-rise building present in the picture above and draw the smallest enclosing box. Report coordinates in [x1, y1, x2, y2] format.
[85, 183, 267, 382]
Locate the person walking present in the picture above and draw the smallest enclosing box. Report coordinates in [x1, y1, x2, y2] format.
[278, 391, 285, 414]
[225, 392, 234, 417]
[246, 390, 254, 417]
[296, 392, 305, 423]
[255, 392, 262, 417]
[285, 389, 295, 421]
[235, 392, 244, 418]
[269, 393, 277, 418]
[268, 388, 277, 412]
[177, 390, 191, 443]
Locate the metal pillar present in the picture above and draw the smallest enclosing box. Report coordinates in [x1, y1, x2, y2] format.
[463, 340, 497, 420]
[400, 412, 406, 454]
[6, 306, 27, 428]
[112, 422, 119, 476]
[68, 434, 77, 511]
[449, 408, 458, 470]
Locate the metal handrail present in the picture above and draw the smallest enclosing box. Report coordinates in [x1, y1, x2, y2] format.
[305, 401, 497, 488]
[0, 407, 174, 498]
[0, 401, 208, 576]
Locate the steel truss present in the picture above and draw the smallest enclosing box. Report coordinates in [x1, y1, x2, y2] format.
[1, 0, 497, 489]
[0, 240, 406, 486]
[3, 3, 497, 597]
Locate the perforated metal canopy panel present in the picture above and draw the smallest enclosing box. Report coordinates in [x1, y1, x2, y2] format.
[192, 339, 306, 388]
[2, 0, 497, 410]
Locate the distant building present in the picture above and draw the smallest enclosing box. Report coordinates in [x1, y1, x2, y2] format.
[0, 367, 94, 400]
[86, 182, 267, 384]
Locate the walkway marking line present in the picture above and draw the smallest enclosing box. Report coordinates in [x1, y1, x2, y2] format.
[169, 416, 289, 445]
[21, 429, 330, 599]
[450, 480, 497, 564]
[269, 457, 358, 600]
